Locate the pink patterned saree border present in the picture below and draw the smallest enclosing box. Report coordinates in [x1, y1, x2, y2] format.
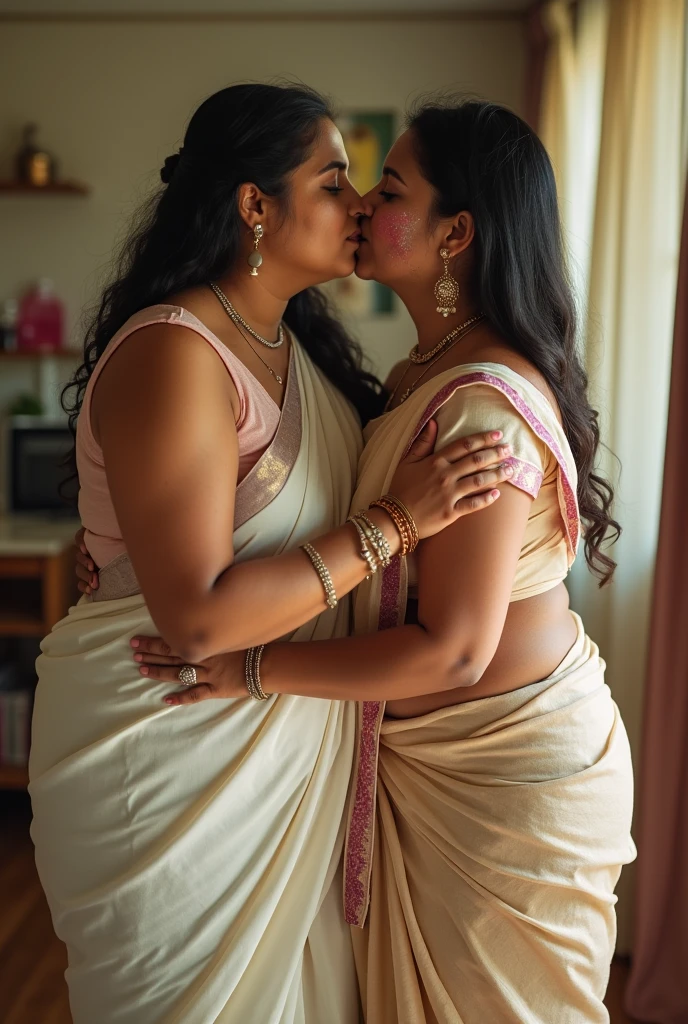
[343, 698, 385, 926]
[403, 371, 579, 557]
[502, 457, 543, 498]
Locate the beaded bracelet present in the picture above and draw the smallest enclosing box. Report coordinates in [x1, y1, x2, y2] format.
[355, 512, 392, 568]
[245, 644, 270, 701]
[301, 543, 338, 610]
[347, 515, 379, 578]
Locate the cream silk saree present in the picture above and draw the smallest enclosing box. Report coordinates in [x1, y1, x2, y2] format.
[29, 339, 363, 1024]
[343, 364, 636, 1024]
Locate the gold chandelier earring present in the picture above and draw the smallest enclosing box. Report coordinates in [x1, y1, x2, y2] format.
[248, 224, 264, 276]
[434, 248, 460, 317]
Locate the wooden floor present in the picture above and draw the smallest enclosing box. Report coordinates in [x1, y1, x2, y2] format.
[0, 790, 643, 1024]
[0, 792, 70, 1024]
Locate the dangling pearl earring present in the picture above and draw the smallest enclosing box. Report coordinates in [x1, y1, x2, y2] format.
[434, 248, 460, 317]
[248, 224, 264, 276]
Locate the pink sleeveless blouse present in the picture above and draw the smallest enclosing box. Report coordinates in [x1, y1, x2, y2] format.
[77, 304, 282, 568]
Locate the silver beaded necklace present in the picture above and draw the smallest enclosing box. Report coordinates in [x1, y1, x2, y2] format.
[230, 317, 286, 387]
[209, 282, 285, 349]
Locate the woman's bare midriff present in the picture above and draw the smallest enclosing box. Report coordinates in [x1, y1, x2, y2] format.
[385, 582, 577, 719]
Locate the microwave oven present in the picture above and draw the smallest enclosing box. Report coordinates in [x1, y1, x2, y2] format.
[5, 416, 77, 515]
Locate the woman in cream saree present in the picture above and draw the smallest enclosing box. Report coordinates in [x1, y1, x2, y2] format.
[340, 102, 635, 1022]
[343, 363, 635, 1023]
[30, 331, 363, 1023]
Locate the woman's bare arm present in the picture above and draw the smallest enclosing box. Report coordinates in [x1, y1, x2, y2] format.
[135, 483, 530, 702]
[94, 324, 509, 664]
[257, 484, 531, 699]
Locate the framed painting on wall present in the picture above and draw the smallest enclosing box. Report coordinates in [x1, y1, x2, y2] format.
[327, 111, 396, 317]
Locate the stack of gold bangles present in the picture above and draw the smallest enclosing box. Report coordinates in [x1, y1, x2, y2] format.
[244, 495, 419, 700]
[369, 494, 419, 557]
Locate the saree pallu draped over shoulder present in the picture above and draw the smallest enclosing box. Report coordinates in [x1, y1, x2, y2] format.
[343, 365, 636, 1024]
[29, 341, 363, 1024]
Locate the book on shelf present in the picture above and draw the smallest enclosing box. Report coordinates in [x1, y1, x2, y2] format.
[0, 690, 31, 766]
[0, 663, 31, 768]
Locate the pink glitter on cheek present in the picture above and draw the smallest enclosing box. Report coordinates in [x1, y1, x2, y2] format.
[376, 209, 418, 260]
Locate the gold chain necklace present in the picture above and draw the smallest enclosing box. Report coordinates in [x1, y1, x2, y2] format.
[408, 313, 484, 364]
[385, 314, 486, 411]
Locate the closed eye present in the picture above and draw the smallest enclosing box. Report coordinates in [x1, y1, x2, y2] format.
[379, 190, 398, 201]
[323, 186, 344, 194]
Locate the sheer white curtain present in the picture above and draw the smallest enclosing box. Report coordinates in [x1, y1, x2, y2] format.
[540, 0, 608, 306]
[539, 0, 687, 952]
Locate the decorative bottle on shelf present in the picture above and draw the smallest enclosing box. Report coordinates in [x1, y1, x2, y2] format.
[15, 123, 57, 188]
[17, 279, 64, 352]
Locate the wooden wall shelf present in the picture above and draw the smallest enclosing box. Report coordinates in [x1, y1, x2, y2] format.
[0, 181, 89, 196]
[0, 350, 79, 360]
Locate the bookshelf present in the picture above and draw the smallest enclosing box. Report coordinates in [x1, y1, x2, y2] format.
[0, 764, 29, 789]
[0, 519, 79, 788]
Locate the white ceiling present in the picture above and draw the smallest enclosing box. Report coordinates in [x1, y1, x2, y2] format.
[0, 0, 530, 14]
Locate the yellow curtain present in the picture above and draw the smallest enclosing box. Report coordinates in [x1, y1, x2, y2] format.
[539, 0, 687, 952]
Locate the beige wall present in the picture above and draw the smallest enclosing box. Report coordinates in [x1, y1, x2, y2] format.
[0, 14, 525, 421]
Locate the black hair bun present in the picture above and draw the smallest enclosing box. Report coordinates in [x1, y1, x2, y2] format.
[160, 148, 183, 184]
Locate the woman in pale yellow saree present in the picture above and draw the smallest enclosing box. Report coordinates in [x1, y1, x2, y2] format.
[139, 100, 635, 1023]
[342, 370, 634, 1024]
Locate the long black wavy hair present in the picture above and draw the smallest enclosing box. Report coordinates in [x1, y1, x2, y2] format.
[61, 83, 383, 489]
[408, 99, 620, 584]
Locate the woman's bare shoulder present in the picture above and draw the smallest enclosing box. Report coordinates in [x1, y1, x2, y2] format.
[91, 319, 240, 443]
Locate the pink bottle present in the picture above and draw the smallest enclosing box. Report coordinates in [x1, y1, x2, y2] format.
[17, 278, 64, 352]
